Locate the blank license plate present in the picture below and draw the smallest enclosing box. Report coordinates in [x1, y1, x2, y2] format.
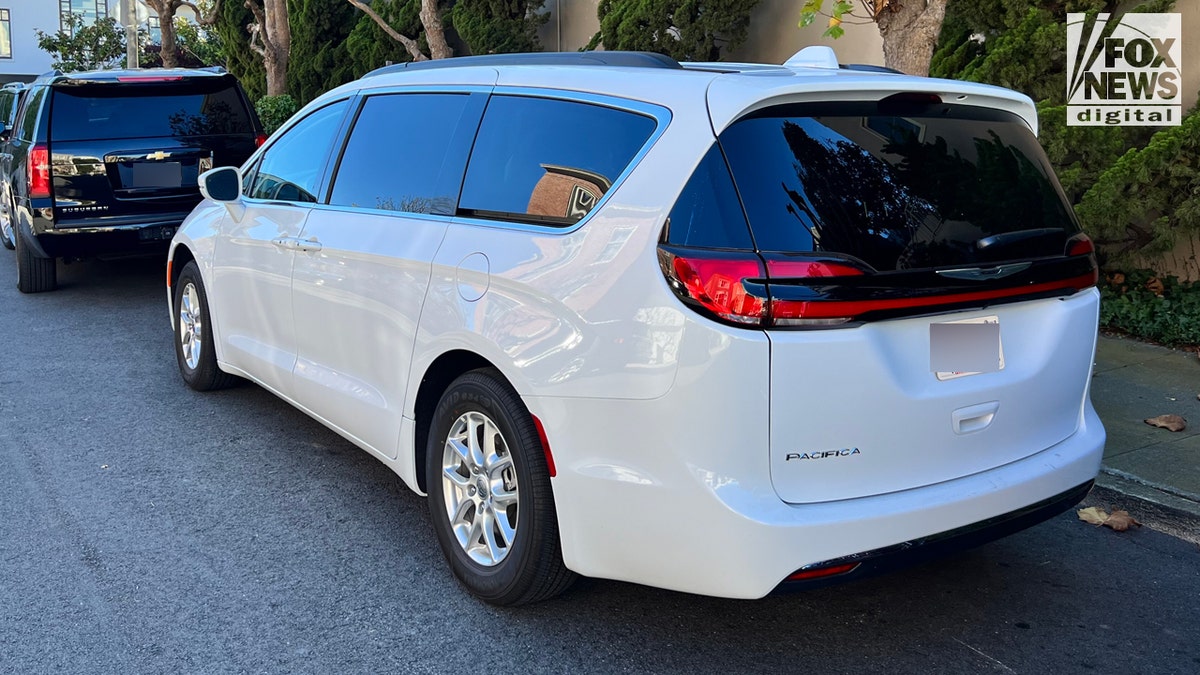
[132, 162, 182, 188]
[931, 316, 1004, 381]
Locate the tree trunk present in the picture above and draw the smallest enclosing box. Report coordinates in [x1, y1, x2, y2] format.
[265, 0, 290, 95]
[420, 0, 452, 60]
[875, 0, 948, 76]
[159, 13, 179, 68]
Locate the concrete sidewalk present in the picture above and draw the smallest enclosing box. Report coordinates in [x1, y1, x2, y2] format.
[1089, 335, 1200, 540]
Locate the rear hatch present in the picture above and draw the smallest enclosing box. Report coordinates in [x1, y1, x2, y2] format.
[48, 75, 258, 230]
[659, 95, 1099, 504]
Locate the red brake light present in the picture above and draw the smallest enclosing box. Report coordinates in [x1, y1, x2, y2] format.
[1066, 233, 1095, 257]
[28, 145, 50, 199]
[660, 250, 766, 324]
[116, 76, 184, 82]
[254, 133, 267, 148]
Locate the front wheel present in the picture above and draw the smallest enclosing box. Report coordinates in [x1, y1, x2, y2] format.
[426, 369, 576, 605]
[174, 261, 237, 391]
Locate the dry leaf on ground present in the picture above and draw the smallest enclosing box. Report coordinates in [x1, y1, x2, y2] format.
[1077, 506, 1142, 531]
[1145, 414, 1187, 432]
[1077, 506, 1108, 525]
[1146, 277, 1165, 296]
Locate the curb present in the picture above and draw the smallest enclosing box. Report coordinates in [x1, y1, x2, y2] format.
[1084, 468, 1200, 545]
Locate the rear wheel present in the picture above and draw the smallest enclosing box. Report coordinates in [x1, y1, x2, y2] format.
[174, 261, 237, 391]
[15, 230, 56, 293]
[426, 369, 575, 605]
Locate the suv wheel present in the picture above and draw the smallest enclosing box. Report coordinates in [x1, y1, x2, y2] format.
[426, 369, 576, 605]
[15, 230, 56, 293]
[174, 261, 238, 391]
[0, 197, 14, 251]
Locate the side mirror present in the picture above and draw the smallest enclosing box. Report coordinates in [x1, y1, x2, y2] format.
[199, 166, 241, 202]
[0, 125, 10, 142]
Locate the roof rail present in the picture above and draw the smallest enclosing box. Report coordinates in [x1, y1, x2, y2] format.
[199, 65, 228, 75]
[364, 51, 682, 78]
[840, 63, 904, 75]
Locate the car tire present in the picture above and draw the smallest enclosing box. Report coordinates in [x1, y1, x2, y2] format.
[15, 229, 56, 293]
[0, 197, 14, 251]
[426, 369, 576, 606]
[174, 261, 237, 391]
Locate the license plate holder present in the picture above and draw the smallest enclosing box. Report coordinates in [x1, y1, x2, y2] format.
[931, 315, 1004, 381]
[131, 162, 182, 188]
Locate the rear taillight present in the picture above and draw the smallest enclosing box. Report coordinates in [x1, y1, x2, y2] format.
[658, 247, 866, 327]
[28, 145, 50, 199]
[255, 133, 267, 147]
[1065, 232, 1099, 289]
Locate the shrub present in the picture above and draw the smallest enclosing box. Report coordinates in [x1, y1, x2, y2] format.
[255, 94, 298, 136]
[1101, 270, 1200, 346]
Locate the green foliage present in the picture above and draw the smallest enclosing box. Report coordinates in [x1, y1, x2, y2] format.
[449, 0, 548, 55]
[36, 14, 127, 71]
[798, 0, 856, 39]
[587, 0, 762, 62]
[174, 17, 225, 67]
[287, 0, 360, 106]
[1076, 111, 1200, 262]
[213, 0, 266, 101]
[1101, 270, 1200, 346]
[256, 94, 299, 135]
[345, 0, 424, 75]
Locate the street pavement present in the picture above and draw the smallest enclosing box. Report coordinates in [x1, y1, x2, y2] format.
[1, 256, 1198, 674]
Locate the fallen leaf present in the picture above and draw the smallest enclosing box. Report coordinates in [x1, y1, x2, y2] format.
[1146, 277, 1165, 295]
[1145, 414, 1187, 432]
[1078, 506, 1108, 526]
[1077, 506, 1143, 531]
[1103, 510, 1142, 531]
[1110, 272, 1126, 285]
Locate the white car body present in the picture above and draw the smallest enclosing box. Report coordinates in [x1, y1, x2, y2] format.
[168, 49, 1105, 600]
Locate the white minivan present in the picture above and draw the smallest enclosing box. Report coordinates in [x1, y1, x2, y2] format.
[167, 49, 1105, 605]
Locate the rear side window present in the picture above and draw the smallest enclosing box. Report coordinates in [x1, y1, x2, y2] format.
[720, 101, 1078, 271]
[663, 144, 752, 249]
[249, 100, 349, 203]
[50, 79, 253, 141]
[17, 87, 45, 141]
[459, 95, 656, 225]
[329, 93, 476, 215]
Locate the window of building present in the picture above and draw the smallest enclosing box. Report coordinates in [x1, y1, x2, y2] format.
[60, 0, 108, 32]
[0, 9, 11, 59]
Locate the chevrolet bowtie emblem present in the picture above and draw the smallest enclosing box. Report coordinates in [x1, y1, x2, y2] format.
[146, 151, 171, 160]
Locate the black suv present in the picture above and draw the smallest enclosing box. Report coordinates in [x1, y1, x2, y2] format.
[3, 68, 263, 292]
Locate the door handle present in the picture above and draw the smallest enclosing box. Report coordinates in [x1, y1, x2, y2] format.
[271, 236, 296, 249]
[295, 237, 322, 252]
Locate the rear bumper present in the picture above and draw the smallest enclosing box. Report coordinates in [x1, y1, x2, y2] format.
[535, 389, 1105, 600]
[773, 479, 1093, 592]
[27, 215, 184, 258]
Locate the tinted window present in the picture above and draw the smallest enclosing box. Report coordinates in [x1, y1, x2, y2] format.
[249, 100, 348, 203]
[330, 93, 473, 215]
[664, 144, 752, 249]
[720, 102, 1078, 271]
[50, 79, 253, 142]
[459, 96, 656, 225]
[17, 87, 45, 141]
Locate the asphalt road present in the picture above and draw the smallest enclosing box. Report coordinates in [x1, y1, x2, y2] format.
[1, 252, 1198, 675]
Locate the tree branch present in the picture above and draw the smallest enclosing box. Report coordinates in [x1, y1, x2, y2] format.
[346, 0, 428, 61]
[420, 0, 451, 60]
[244, 0, 275, 53]
[181, 0, 223, 26]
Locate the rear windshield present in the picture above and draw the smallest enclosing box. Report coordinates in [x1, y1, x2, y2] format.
[720, 101, 1079, 271]
[51, 79, 253, 141]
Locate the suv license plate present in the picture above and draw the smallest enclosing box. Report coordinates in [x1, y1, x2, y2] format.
[132, 162, 182, 188]
[932, 315, 1004, 381]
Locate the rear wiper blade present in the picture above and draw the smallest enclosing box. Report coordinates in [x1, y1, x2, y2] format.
[975, 228, 1062, 251]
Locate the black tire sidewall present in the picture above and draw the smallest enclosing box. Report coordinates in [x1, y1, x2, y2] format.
[426, 372, 548, 603]
[173, 262, 220, 390]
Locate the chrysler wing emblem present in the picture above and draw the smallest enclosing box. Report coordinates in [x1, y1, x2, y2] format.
[146, 151, 172, 161]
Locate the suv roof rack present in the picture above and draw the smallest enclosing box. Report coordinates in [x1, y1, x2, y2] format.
[364, 51, 682, 78]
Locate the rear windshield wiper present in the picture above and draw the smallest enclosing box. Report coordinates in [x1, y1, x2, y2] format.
[975, 228, 1062, 251]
